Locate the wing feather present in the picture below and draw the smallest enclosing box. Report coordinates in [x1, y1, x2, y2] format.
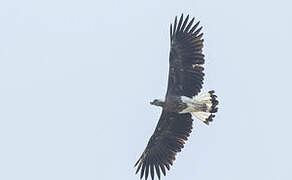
[173, 16, 177, 35]
[184, 17, 195, 32]
[135, 111, 193, 180]
[189, 21, 200, 33]
[154, 164, 161, 180]
[181, 15, 189, 31]
[177, 14, 184, 32]
[167, 15, 205, 97]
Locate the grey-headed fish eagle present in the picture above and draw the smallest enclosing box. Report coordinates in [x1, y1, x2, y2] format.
[135, 14, 219, 180]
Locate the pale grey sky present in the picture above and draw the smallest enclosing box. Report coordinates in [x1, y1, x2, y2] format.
[0, 0, 292, 180]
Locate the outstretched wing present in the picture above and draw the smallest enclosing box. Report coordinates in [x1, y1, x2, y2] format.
[167, 14, 205, 98]
[135, 111, 193, 180]
[135, 14, 204, 180]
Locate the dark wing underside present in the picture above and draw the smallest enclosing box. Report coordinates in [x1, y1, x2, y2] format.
[166, 14, 205, 98]
[135, 14, 205, 180]
[135, 111, 193, 180]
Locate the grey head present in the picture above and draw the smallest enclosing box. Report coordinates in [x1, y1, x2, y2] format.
[150, 99, 165, 107]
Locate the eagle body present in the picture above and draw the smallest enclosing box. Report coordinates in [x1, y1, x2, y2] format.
[151, 95, 209, 113]
[159, 96, 188, 113]
[135, 14, 219, 180]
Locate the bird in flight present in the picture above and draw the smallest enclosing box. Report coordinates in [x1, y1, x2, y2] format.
[134, 14, 219, 180]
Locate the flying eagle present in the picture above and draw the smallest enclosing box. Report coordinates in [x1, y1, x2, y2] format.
[134, 14, 218, 180]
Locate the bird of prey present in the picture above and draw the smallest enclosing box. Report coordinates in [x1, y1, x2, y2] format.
[134, 14, 219, 180]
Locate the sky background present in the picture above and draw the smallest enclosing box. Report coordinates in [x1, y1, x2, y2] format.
[1, 0, 292, 180]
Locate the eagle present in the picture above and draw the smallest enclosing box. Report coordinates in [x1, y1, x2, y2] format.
[134, 14, 219, 180]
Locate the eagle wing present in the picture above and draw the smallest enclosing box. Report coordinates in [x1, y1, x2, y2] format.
[135, 14, 205, 180]
[166, 14, 205, 98]
[134, 111, 193, 180]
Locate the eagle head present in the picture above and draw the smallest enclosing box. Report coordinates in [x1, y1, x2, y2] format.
[150, 99, 165, 107]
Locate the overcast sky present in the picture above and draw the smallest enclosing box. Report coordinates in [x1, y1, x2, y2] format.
[1, 0, 292, 180]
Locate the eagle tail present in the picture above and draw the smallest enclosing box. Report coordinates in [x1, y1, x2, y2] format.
[191, 90, 218, 125]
